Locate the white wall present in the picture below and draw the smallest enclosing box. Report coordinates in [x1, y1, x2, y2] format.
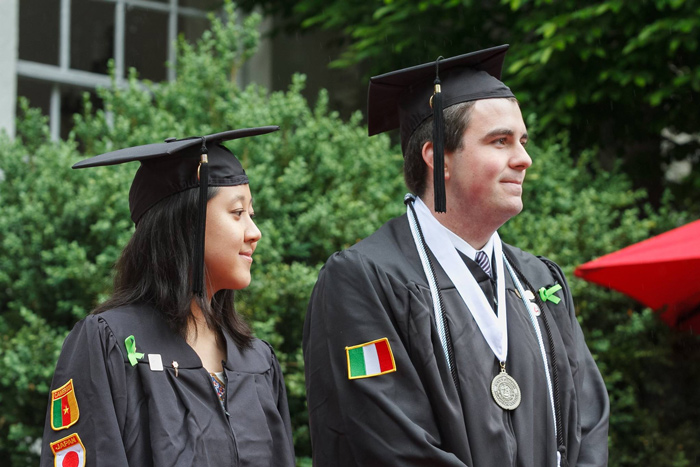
[239, 15, 273, 91]
[0, 0, 18, 138]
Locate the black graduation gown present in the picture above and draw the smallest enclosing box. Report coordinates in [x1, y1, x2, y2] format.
[41, 304, 295, 467]
[303, 214, 609, 466]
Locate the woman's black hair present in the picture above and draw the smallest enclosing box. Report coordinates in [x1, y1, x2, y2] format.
[93, 186, 253, 349]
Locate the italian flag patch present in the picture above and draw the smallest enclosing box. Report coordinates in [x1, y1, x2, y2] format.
[346, 338, 396, 379]
[51, 379, 80, 431]
[50, 433, 86, 467]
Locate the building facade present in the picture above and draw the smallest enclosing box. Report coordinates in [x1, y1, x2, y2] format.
[2, 0, 365, 141]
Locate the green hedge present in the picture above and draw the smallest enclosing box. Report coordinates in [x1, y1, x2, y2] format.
[1, 2, 698, 465]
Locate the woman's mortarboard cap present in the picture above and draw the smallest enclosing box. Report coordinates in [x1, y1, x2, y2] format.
[73, 126, 279, 223]
[73, 126, 279, 295]
[367, 45, 515, 212]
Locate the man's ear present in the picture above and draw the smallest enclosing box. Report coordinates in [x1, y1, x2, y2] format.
[421, 140, 434, 170]
[421, 140, 450, 181]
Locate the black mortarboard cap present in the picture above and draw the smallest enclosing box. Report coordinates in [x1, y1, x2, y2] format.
[73, 126, 279, 295]
[368, 45, 515, 212]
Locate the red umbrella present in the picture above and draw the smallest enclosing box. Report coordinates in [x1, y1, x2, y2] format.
[574, 219, 700, 331]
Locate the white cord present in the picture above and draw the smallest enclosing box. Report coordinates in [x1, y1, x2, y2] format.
[504, 258, 559, 466]
[407, 203, 451, 370]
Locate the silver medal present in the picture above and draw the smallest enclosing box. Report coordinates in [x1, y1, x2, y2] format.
[491, 363, 521, 410]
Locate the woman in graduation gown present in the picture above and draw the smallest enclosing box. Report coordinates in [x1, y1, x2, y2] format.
[40, 128, 295, 467]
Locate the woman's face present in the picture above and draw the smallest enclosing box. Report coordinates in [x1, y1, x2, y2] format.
[204, 184, 261, 294]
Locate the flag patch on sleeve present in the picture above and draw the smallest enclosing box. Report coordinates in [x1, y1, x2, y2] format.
[50, 433, 86, 467]
[346, 338, 396, 379]
[51, 379, 80, 431]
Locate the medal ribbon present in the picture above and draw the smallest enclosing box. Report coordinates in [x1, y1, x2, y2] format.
[412, 198, 508, 362]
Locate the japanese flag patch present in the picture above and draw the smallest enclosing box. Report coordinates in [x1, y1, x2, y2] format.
[346, 338, 396, 379]
[50, 433, 85, 467]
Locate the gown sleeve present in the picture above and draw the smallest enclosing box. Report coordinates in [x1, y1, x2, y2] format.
[543, 259, 610, 466]
[268, 342, 296, 462]
[304, 250, 468, 466]
[40, 315, 130, 467]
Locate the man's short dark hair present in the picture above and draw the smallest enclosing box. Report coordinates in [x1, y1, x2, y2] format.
[403, 101, 476, 196]
[403, 97, 518, 196]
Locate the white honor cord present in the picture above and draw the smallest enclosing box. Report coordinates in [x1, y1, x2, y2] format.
[407, 203, 451, 370]
[503, 258, 560, 467]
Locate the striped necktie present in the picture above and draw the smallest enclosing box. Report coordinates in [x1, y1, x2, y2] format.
[475, 250, 492, 277]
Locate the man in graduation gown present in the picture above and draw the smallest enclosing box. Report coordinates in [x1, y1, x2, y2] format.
[303, 45, 609, 466]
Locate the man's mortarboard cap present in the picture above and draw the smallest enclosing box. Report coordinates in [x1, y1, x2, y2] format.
[367, 45, 515, 212]
[73, 126, 279, 295]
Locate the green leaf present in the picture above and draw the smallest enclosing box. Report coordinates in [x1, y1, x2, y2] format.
[538, 22, 557, 39]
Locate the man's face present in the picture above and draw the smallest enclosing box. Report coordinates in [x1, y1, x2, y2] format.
[447, 98, 531, 225]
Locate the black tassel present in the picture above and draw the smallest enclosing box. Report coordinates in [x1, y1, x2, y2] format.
[193, 138, 209, 296]
[432, 57, 446, 213]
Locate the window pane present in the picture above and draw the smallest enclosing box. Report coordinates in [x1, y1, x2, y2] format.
[17, 78, 103, 140]
[71, 0, 114, 75]
[61, 87, 101, 140]
[124, 8, 168, 82]
[17, 77, 52, 117]
[179, 14, 209, 43]
[19, 0, 60, 65]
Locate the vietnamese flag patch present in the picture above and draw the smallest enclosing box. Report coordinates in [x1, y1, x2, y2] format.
[51, 379, 80, 431]
[50, 433, 85, 467]
[346, 338, 396, 379]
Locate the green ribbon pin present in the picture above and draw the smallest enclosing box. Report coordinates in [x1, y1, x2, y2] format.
[125, 335, 144, 367]
[539, 284, 563, 304]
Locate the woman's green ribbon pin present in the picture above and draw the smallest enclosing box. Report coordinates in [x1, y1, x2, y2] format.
[539, 284, 563, 304]
[125, 335, 144, 366]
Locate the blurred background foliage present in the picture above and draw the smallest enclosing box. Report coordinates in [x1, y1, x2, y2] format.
[1, 1, 698, 465]
[242, 0, 700, 212]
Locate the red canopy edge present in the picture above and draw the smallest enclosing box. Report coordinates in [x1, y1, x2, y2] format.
[574, 219, 700, 330]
